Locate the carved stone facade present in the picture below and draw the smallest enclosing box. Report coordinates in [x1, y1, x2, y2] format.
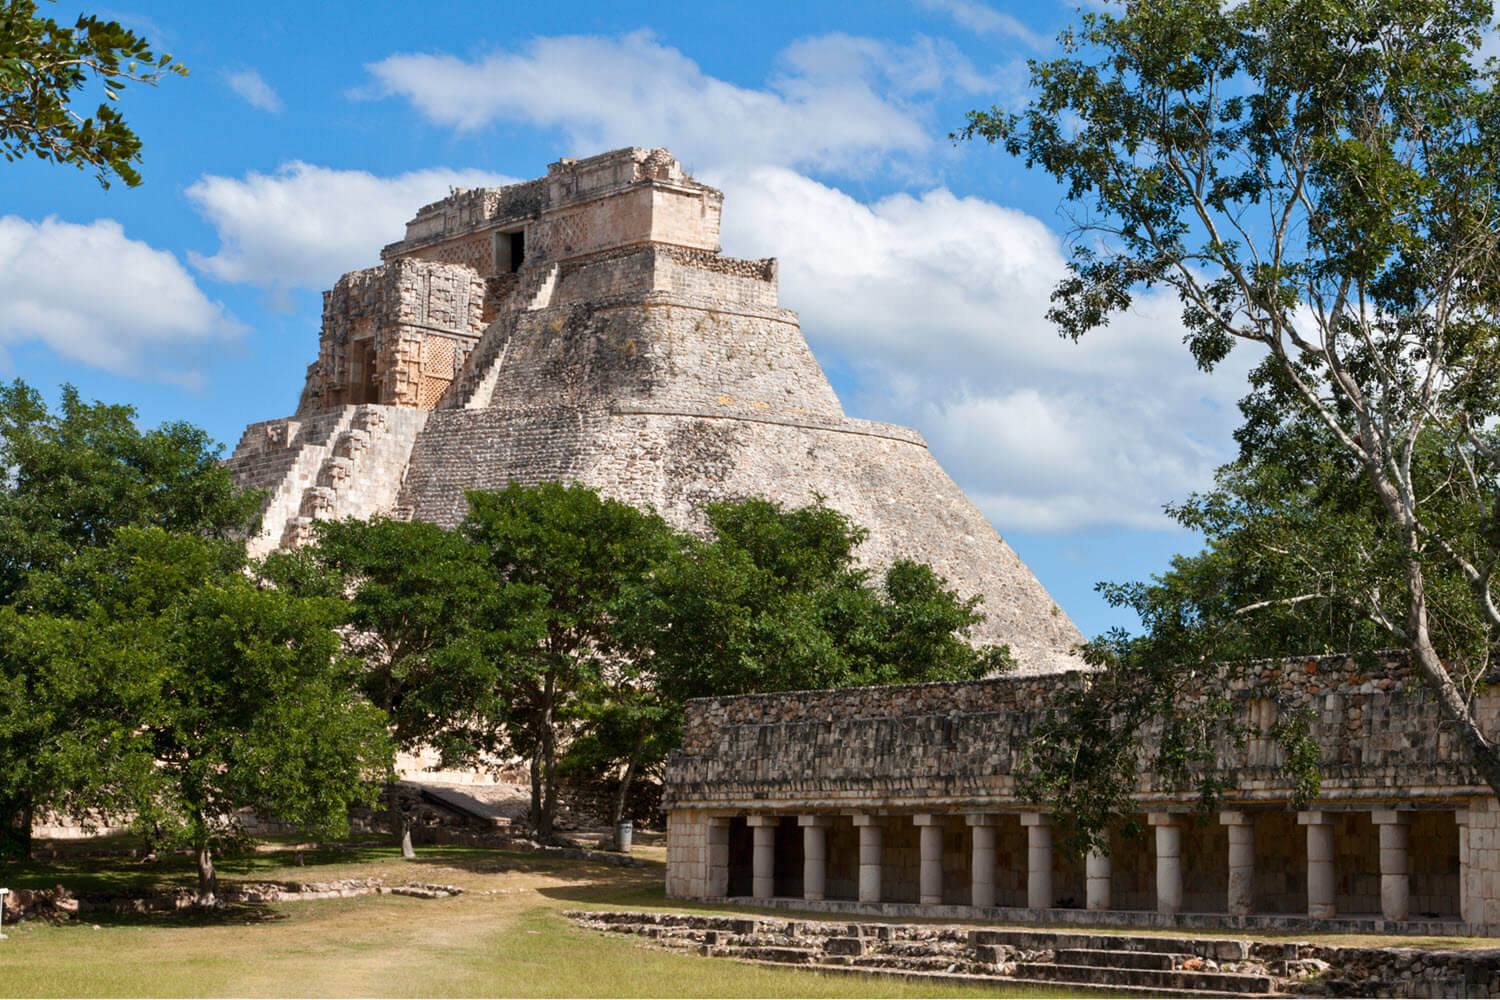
[227, 147, 1082, 672]
[664, 652, 1500, 936]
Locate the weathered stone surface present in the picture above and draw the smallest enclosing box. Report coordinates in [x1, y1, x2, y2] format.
[226, 146, 1082, 671]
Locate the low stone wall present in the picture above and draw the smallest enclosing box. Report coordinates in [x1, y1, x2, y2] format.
[570, 909, 1500, 997]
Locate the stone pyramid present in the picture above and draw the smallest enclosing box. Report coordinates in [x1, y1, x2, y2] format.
[227, 147, 1083, 673]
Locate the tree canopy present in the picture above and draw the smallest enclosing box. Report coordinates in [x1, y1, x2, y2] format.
[961, 0, 1500, 828]
[1, 0, 186, 187]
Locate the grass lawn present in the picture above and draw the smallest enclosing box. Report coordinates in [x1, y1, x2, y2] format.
[0, 837, 1488, 997]
[0, 839, 1081, 998]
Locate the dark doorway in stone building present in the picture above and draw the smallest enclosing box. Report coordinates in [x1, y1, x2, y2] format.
[825, 815, 858, 901]
[773, 816, 804, 898]
[1181, 813, 1228, 913]
[1333, 812, 1381, 915]
[1107, 819, 1154, 911]
[1411, 811, 1461, 919]
[1254, 811, 1307, 914]
[726, 817, 752, 897]
[350, 338, 379, 405]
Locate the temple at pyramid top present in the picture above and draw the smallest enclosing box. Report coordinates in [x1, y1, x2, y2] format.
[232, 147, 1085, 673]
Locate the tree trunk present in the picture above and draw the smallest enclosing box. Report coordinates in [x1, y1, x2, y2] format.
[196, 843, 217, 907]
[1401, 557, 1500, 797]
[611, 726, 647, 831]
[528, 747, 542, 836]
[537, 671, 558, 842]
[386, 781, 415, 859]
[18, 799, 31, 862]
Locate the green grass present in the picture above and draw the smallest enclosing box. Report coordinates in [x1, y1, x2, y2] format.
[0, 837, 1484, 997]
[0, 841, 1082, 998]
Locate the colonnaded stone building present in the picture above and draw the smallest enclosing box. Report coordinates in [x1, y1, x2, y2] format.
[227, 146, 1081, 674]
[664, 655, 1500, 936]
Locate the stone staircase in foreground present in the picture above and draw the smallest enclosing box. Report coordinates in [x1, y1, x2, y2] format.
[567, 910, 1290, 997]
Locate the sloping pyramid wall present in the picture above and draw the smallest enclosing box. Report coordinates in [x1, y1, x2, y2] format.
[227, 147, 1083, 674]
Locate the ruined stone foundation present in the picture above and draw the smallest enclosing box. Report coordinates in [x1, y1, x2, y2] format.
[227, 146, 1083, 673]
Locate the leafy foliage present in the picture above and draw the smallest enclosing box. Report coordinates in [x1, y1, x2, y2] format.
[0, 382, 262, 857]
[960, 0, 1500, 831]
[0, 0, 186, 187]
[462, 482, 678, 840]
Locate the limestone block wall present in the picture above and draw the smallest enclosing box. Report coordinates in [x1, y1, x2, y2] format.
[436, 296, 841, 420]
[666, 810, 711, 899]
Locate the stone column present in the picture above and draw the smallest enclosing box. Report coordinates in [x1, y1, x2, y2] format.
[853, 814, 883, 903]
[967, 814, 999, 909]
[799, 815, 832, 902]
[748, 815, 777, 900]
[1299, 810, 1336, 919]
[914, 815, 945, 905]
[706, 817, 730, 897]
[1086, 849, 1112, 911]
[1220, 811, 1255, 917]
[1373, 810, 1411, 923]
[1021, 813, 1053, 910]
[1149, 814, 1182, 915]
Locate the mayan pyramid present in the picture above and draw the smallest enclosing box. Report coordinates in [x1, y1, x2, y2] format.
[226, 147, 1083, 673]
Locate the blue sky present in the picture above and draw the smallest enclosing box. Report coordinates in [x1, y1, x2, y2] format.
[2, 0, 1257, 638]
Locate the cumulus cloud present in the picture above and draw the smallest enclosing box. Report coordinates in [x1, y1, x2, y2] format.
[223, 68, 284, 113]
[0, 216, 240, 384]
[360, 30, 996, 175]
[707, 166, 1254, 533]
[186, 162, 515, 288]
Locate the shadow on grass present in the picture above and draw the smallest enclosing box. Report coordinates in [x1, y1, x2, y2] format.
[77, 900, 292, 929]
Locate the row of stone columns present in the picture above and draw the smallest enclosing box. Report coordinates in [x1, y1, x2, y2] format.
[725, 808, 1429, 922]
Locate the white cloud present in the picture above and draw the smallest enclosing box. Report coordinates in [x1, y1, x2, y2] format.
[0, 216, 240, 384]
[186, 162, 515, 288]
[707, 166, 1255, 533]
[360, 30, 994, 175]
[914, 0, 1050, 47]
[223, 68, 284, 113]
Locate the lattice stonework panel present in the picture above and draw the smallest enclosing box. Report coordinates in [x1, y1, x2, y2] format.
[417, 336, 458, 409]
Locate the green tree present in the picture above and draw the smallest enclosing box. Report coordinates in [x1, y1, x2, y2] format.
[604, 497, 1010, 828]
[286, 517, 508, 859]
[631, 497, 1009, 704]
[1, 0, 186, 187]
[0, 381, 260, 857]
[11, 528, 391, 903]
[462, 483, 678, 841]
[960, 0, 1500, 821]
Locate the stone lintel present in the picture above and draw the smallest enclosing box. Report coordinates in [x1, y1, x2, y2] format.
[1297, 810, 1331, 826]
[1020, 812, 1050, 828]
[1372, 809, 1412, 826]
[746, 814, 780, 828]
[798, 815, 834, 828]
